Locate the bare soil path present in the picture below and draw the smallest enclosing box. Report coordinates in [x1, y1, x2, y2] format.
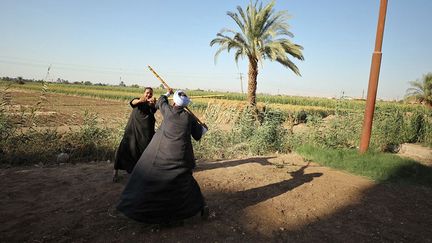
[1, 154, 431, 242]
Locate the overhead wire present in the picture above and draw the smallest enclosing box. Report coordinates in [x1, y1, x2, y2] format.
[0, 56, 238, 79]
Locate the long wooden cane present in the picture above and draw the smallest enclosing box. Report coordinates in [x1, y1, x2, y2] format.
[147, 65, 206, 127]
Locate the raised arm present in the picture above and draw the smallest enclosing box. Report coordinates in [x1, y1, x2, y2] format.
[130, 97, 156, 110]
[155, 89, 173, 116]
[129, 98, 141, 108]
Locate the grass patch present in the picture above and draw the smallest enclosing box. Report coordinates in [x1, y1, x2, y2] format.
[296, 145, 432, 187]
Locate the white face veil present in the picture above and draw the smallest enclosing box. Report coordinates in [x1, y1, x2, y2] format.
[173, 90, 190, 107]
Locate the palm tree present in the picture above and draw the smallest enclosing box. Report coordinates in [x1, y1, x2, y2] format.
[210, 0, 304, 107]
[405, 73, 432, 108]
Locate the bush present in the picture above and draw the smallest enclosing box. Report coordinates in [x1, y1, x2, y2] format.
[370, 108, 405, 152]
[194, 106, 290, 160]
[0, 110, 119, 166]
[2, 129, 62, 165]
[60, 111, 119, 162]
[295, 113, 362, 150]
[403, 110, 425, 143]
[370, 107, 432, 151]
[294, 107, 432, 152]
[249, 109, 288, 154]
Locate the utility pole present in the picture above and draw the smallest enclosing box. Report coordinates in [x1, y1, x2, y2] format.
[44, 65, 51, 81]
[238, 72, 244, 94]
[359, 0, 388, 153]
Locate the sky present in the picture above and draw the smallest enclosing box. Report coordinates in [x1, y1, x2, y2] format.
[0, 0, 431, 100]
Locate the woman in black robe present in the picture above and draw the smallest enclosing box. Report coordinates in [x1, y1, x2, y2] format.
[116, 90, 208, 224]
[113, 87, 156, 182]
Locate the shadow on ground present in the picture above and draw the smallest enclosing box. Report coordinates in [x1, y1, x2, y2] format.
[195, 156, 276, 171]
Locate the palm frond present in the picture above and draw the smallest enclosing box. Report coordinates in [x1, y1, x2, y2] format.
[213, 46, 229, 64]
[404, 73, 432, 107]
[275, 57, 301, 76]
[211, 0, 304, 81]
[234, 49, 245, 65]
[227, 11, 245, 33]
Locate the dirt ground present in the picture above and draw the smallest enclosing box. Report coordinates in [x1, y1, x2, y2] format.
[1, 153, 432, 243]
[3, 90, 132, 128]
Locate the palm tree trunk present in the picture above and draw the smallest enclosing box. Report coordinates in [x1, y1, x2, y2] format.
[247, 58, 258, 107]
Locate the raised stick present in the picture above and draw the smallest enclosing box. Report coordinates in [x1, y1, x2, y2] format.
[147, 65, 206, 127]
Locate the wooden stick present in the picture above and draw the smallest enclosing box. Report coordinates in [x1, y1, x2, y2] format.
[148, 65, 172, 90]
[185, 107, 206, 128]
[147, 65, 205, 126]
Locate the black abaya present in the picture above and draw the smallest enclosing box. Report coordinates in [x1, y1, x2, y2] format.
[113, 98, 156, 173]
[116, 95, 205, 223]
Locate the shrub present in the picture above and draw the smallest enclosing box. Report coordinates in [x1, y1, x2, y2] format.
[194, 106, 290, 160]
[249, 109, 288, 155]
[60, 111, 119, 162]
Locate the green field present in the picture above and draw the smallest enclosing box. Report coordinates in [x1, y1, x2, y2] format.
[2, 80, 426, 115]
